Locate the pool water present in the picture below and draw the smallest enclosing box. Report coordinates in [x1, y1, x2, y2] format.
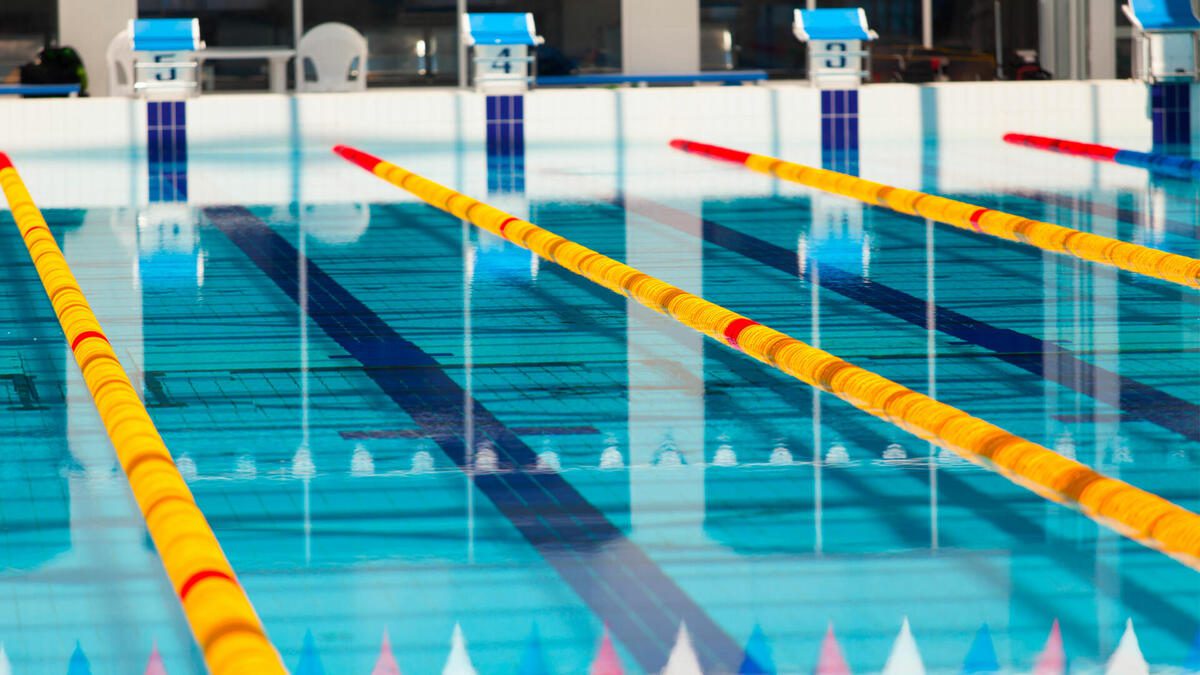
[1, 134, 1199, 674]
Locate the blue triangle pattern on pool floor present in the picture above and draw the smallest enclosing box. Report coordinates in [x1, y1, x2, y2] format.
[0, 619, 1172, 673]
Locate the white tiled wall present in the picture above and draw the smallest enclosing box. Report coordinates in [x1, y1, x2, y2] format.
[0, 79, 1186, 209]
[525, 89, 619, 144]
[858, 84, 924, 190]
[0, 97, 137, 151]
[0, 80, 1168, 153]
[10, 156, 137, 209]
[296, 89, 477, 148]
[921, 80, 1151, 145]
[188, 94, 292, 148]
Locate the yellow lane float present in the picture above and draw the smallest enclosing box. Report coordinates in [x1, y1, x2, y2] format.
[0, 152, 285, 675]
[336, 143, 1200, 571]
[670, 138, 1200, 290]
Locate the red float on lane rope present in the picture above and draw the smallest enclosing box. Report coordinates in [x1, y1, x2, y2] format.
[723, 318, 758, 350]
[332, 145, 383, 172]
[969, 208, 990, 232]
[179, 569, 238, 601]
[669, 139, 752, 165]
[1004, 133, 1119, 162]
[70, 330, 109, 351]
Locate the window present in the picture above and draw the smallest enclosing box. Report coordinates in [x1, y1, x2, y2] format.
[1116, 0, 1133, 79]
[928, 0, 999, 81]
[0, 0, 57, 83]
[465, 0, 620, 73]
[139, 0, 293, 46]
[699, 1, 805, 76]
[698, 0, 927, 78]
[139, 0, 293, 90]
[137, 0, 621, 89]
[304, 0, 458, 86]
[825, 0, 922, 45]
[303, 0, 620, 87]
[701, 0, 1040, 82]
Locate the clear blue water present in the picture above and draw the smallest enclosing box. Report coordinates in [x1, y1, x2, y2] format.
[1, 136, 1199, 674]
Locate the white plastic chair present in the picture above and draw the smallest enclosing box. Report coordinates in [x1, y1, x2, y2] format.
[297, 22, 368, 92]
[106, 28, 135, 97]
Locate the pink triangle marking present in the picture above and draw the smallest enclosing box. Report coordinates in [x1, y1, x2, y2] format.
[589, 626, 625, 675]
[144, 641, 168, 675]
[815, 623, 851, 675]
[373, 629, 402, 675]
[1032, 619, 1064, 675]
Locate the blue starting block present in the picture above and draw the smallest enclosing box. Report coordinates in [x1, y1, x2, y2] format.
[793, 8, 877, 89]
[132, 18, 201, 51]
[1123, 0, 1200, 81]
[1123, 0, 1199, 148]
[129, 18, 205, 98]
[462, 13, 542, 93]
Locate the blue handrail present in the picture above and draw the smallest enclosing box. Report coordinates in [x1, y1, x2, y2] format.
[0, 84, 82, 96]
[537, 71, 767, 87]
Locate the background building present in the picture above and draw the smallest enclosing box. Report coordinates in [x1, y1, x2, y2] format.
[0, 0, 1158, 96]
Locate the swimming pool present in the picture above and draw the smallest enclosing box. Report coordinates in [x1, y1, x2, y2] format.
[2, 84, 1200, 673]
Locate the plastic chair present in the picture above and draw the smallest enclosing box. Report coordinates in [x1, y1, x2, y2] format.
[106, 28, 135, 97]
[297, 22, 368, 93]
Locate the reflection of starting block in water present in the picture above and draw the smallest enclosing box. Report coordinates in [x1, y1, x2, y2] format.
[793, 9, 876, 90]
[806, 192, 869, 278]
[137, 203, 203, 290]
[299, 203, 370, 244]
[468, 230, 537, 285]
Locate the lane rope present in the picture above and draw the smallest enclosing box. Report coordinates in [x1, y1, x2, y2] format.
[335, 143, 1200, 571]
[669, 138, 1200, 290]
[1005, 132, 1200, 181]
[0, 152, 286, 675]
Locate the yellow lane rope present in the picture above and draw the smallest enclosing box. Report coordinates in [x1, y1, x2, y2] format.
[669, 138, 1200, 290]
[335, 143, 1200, 570]
[0, 153, 286, 675]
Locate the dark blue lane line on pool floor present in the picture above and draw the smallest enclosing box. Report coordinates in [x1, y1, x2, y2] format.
[203, 205, 747, 673]
[616, 195, 1200, 446]
[385, 202, 1199, 648]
